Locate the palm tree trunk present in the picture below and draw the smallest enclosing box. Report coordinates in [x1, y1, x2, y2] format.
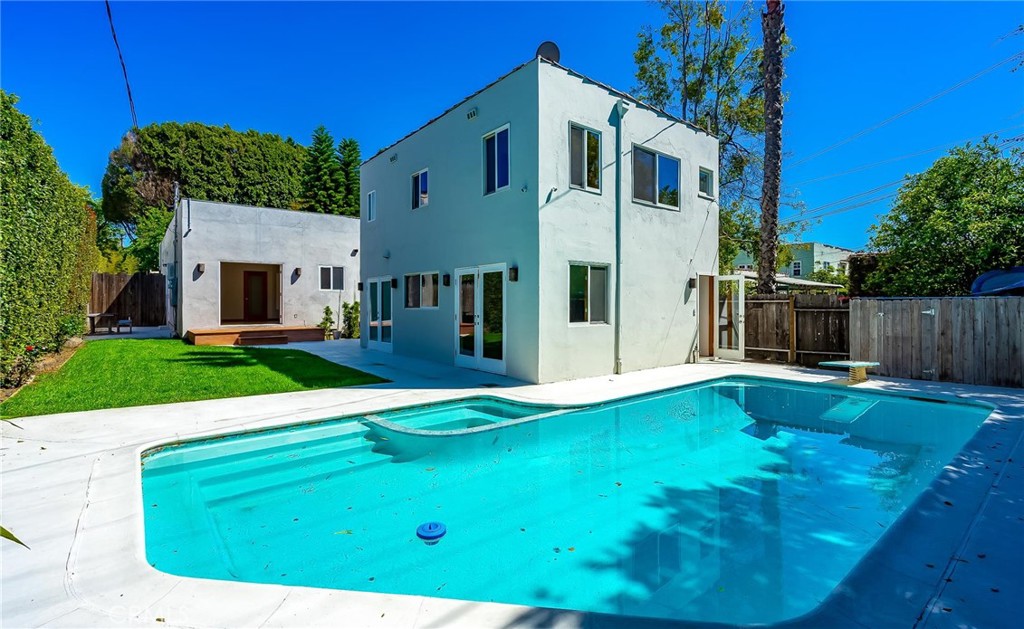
[757, 0, 785, 295]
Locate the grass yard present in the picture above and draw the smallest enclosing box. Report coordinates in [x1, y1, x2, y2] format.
[0, 339, 387, 418]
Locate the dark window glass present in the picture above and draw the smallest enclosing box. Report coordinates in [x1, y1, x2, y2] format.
[569, 265, 588, 323]
[332, 267, 344, 291]
[412, 171, 428, 209]
[658, 154, 679, 207]
[422, 273, 438, 307]
[485, 135, 496, 193]
[496, 129, 510, 189]
[590, 267, 607, 323]
[419, 170, 428, 206]
[570, 125, 584, 188]
[320, 267, 331, 290]
[586, 130, 600, 190]
[633, 148, 656, 203]
[405, 275, 420, 308]
[482, 270, 503, 359]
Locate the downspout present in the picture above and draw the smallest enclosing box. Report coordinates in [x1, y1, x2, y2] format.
[613, 99, 629, 375]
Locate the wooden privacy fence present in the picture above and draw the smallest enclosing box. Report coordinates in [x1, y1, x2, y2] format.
[850, 297, 1024, 388]
[745, 294, 850, 367]
[90, 272, 166, 326]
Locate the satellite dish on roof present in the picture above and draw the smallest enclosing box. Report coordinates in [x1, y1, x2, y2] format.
[536, 41, 560, 63]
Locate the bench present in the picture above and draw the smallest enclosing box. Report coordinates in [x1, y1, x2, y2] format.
[819, 360, 880, 384]
[116, 317, 133, 334]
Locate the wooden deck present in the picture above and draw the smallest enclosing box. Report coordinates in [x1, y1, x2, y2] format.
[185, 325, 324, 346]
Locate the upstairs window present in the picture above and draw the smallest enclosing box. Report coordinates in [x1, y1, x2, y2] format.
[484, 125, 510, 194]
[319, 266, 345, 291]
[699, 168, 714, 198]
[569, 264, 608, 324]
[367, 190, 376, 222]
[570, 124, 601, 191]
[633, 146, 680, 209]
[412, 169, 429, 209]
[792, 261, 802, 277]
[405, 272, 439, 309]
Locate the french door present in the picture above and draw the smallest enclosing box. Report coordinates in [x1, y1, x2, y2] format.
[715, 275, 745, 360]
[454, 264, 506, 375]
[366, 277, 393, 352]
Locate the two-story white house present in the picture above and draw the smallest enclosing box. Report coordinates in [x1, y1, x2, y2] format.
[359, 52, 719, 383]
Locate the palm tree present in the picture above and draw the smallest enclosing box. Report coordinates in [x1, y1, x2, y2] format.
[757, 0, 785, 295]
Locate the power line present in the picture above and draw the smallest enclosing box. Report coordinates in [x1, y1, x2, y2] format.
[789, 52, 1024, 169]
[781, 193, 896, 226]
[791, 125, 1024, 186]
[105, 0, 138, 130]
[784, 178, 906, 223]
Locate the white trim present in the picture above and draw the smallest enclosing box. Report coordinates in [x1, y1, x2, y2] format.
[631, 143, 681, 210]
[483, 123, 511, 196]
[568, 122, 602, 193]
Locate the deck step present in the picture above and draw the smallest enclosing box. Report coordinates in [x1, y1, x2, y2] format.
[237, 333, 289, 346]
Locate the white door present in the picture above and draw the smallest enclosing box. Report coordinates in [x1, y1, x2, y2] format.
[715, 275, 744, 360]
[454, 264, 506, 375]
[366, 277, 393, 352]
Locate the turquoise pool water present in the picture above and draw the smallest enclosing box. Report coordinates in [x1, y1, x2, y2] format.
[142, 378, 992, 625]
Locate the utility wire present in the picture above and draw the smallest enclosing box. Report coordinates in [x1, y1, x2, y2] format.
[789, 52, 1024, 169]
[781, 193, 897, 226]
[791, 125, 1024, 186]
[105, 0, 138, 130]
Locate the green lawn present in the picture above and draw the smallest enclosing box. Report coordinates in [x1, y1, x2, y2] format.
[1, 339, 387, 418]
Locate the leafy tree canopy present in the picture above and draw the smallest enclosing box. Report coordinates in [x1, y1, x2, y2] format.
[302, 125, 345, 214]
[338, 137, 361, 216]
[866, 139, 1024, 296]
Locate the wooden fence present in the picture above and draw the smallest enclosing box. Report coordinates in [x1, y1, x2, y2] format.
[744, 294, 850, 367]
[90, 272, 166, 326]
[850, 297, 1024, 388]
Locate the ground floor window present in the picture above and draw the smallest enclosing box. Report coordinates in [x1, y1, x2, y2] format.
[405, 272, 439, 308]
[569, 264, 608, 324]
[319, 266, 344, 290]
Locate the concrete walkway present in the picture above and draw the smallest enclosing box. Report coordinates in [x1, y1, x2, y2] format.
[1, 353, 1021, 628]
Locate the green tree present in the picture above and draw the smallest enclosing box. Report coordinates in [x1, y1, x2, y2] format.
[337, 138, 361, 216]
[805, 267, 849, 291]
[127, 206, 172, 272]
[101, 122, 307, 265]
[302, 126, 345, 214]
[865, 139, 1024, 296]
[633, 0, 800, 271]
[1, 91, 95, 385]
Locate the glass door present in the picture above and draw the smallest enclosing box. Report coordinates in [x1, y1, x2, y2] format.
[715, 275, 744, 360]
[367, 277, 392, 352]
[453, 264, 506, 374]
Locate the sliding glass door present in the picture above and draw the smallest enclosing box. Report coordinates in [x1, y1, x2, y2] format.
[454, 264, 506, 374]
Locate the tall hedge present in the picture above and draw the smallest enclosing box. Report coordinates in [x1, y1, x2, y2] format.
[1, 91, 96, 385]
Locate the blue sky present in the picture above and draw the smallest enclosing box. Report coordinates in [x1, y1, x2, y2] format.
[2, 1, 1022, 250]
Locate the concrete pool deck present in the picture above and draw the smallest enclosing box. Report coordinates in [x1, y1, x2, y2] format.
[1, 346, 1021, 628]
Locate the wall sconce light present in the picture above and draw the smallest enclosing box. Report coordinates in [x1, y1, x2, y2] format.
[688, 277, 696, 289]
[390, 277, 398, 289]
[442, 273, 451, 287]
[295, 267, 302, 277]
[509, 266, 519, 282]
[383, 250, 391, 259]
[196, 263, 205, 274]
[358, 281, 364, 291]
[350, 248, 359, 257]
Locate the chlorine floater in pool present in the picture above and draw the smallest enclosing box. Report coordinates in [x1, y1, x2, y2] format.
[416, 521, 446, 545]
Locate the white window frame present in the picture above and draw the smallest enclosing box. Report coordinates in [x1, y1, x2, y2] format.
[568, 263, 610, 326]
[698, 167, 715, 199]
[568, 122, 601, 193]
[367, 190, 376, 222]
[404, 271, 439, 310]
[791, 261, 802, 277]
[319, 265, 345, 291]
[483, 124, 511, 196]
[412, 168, 429, 210]
[631, 144, 680, 210]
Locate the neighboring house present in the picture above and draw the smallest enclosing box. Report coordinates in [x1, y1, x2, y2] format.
[159, 199, 360, 343]
[359, 53, 719, 383]
[733, 242, 857, 277]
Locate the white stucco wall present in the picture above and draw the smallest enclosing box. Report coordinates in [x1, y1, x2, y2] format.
[359, 61, 541, 383]
[359, 57, 719, 384]
[536, 61, 719, 381]
[159, 199, 360, 334]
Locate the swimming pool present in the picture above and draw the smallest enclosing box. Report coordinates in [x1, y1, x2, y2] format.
[141, 377, 992, 625]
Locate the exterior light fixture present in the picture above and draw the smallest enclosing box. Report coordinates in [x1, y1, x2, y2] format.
[196, 263, 205, 274]
[295, 267, 302, 277]
[391, 278, 399, 289]
[350, 249, 359, 257]
[509, 266, 519, 282]
[443, 273, 451, 287]
[358, 282, 364, 291]
[688, 277, 696, 289]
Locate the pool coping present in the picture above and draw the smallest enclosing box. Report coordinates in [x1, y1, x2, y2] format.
[2, 361, 1022, 628]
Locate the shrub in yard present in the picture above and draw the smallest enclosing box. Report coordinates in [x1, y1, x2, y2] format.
[0, 91, 96, 387]
[341, 301, 360, 339]
[318, 306, 336, 340]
